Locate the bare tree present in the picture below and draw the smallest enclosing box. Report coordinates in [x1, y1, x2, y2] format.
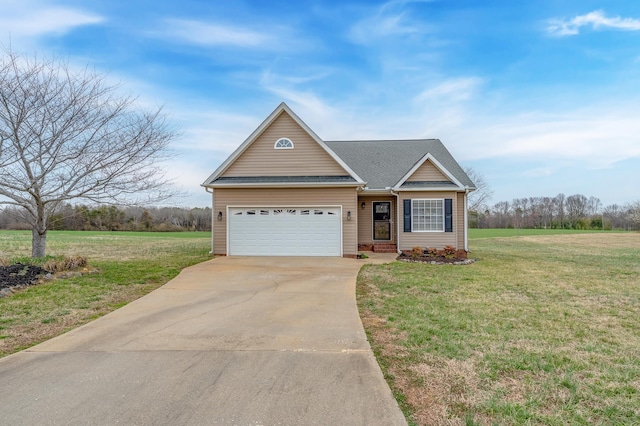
[628, 201, 640, 230]
[565, 194, 588, 227]
[0, 49, 178, 257]
[555, 193, 565, 228]
[463, 166, 493, 211]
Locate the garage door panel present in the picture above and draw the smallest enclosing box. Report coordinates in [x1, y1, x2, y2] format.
[228, 207, 341, 256]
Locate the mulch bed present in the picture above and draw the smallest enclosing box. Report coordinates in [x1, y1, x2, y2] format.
[0, 264, 49, 294]
[396, 253, 475, 265]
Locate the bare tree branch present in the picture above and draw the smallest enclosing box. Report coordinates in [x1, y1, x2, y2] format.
[463, 166, 493, 211]
[0, 48, 180, 257]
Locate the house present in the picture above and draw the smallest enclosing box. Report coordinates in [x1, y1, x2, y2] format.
[202, 103, 475, 257]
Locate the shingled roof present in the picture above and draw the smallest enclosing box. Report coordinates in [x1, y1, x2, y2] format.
[202, 103, 475, 191]
[325, 139, 475, 190]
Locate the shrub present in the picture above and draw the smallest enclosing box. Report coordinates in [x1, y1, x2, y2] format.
[411, 246, 424, 259]
[443, 245, 456, 258]
[426, 247, 438, 257]
[42, 255, 88, 273]
[455, 249, 468, 259]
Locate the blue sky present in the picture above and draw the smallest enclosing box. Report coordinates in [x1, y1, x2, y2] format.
[2, 0, 640, 208]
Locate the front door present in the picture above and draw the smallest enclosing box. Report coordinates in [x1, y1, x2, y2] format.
[373, 201, 391, 240]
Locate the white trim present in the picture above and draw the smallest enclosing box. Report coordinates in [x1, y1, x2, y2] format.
[274, 137, 294, 149]
[206, 181, 362, 189]
[210, 189, 215, 254]
[202, 103, 365, 186]
[393, 153, 465, 190]
[360, 188, 394, 195]
[394, 186, 464, 192]
[411, 198, 445, 233]
[464, 190, 469, 251]
[392, 190, 401, 254]
[225, 204, 230, 256]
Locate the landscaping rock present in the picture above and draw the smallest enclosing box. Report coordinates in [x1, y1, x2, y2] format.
[0, 263, 80, 299]
[0, 263, 48, 290]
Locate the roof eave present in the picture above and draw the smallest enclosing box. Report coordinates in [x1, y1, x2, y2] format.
[395, 186, 467, 192]
[204, 182, 365, 189]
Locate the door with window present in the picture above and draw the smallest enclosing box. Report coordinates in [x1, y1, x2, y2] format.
[373, 201, 391, 240]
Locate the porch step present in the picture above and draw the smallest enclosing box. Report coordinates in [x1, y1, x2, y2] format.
[372, 243, 397, 253]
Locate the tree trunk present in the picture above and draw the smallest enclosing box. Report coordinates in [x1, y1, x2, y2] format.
[32, 226, 47, 258]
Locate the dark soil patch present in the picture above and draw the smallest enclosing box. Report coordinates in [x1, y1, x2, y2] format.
[0, 264, 48, 291]
[396, 253, 475, 265]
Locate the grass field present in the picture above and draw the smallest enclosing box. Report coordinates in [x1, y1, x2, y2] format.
[468, 228, 621, 239]
[358, 230, 640, 425]
[2, 229, 639, 425]
[0, 231, 211, 356]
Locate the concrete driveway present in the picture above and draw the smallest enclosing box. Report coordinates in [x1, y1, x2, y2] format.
[0, 255, 406, 425]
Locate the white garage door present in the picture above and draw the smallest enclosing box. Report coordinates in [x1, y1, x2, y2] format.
[228, 207, 342, 256]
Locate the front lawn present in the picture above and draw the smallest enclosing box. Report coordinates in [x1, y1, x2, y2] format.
[358, 231, 640, 425]
[0, 231, 211, 357]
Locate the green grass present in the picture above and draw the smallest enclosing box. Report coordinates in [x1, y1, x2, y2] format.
[468, 228, 621, 239]
[0, 230, 211, 356]
[358, 230, 640, 425]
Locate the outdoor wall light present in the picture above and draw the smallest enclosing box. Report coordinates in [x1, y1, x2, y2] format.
[217, 211, 222, 221]
[361, 201, 366, 209]
[347, 211, 352, 220]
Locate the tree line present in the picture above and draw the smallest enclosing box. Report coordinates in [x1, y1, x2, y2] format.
[0, 205, 212, 232]
[470, 193, 640, 230]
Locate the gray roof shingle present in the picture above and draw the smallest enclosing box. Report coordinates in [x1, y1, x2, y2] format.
[325, 139, 475, 190]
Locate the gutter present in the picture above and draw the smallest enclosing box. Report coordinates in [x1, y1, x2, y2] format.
[202, 182, 362, 189]
[391, 190, 402, 255]
[205, 187, 214, 254]
[464, 187, 469, 252]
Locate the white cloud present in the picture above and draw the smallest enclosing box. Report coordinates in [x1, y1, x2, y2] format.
[450, 106, 640, 169]
[162, 19, 274, 48]
[349, 0, 434, 43]
[547, 10, 640, 36]
[522, 167, 554, 178]
[414, 77, 484, 103]
[0, 1, 103, 38]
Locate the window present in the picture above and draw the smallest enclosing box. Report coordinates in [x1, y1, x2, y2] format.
[412, 199, 444, 232]
[274, 138, 294, 149]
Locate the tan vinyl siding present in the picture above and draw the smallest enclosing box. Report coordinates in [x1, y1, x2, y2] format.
[398, 191, 458, 250]
[357, 196, 397, 244]
[222, 111, 347, 177]
[406, 159, 451, 182]
[457, 192, 465, 249]
[213, 187, 358, 256]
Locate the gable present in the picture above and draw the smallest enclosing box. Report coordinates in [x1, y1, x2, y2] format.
[406, 159, 451, 183]
[221, 111, 348, 178]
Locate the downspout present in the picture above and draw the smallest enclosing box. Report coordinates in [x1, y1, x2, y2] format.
[464, 187, 469, 252]
[391, 190, 402, 254]
[205, 187, 214, 254]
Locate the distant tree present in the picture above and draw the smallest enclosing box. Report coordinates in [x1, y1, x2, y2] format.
[555, 193, 566, 228]
[628, 201, 640, 229]
[0, 49, 178, 257]
[565, 194, 588, 228]
[464, 166, 493, 211]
